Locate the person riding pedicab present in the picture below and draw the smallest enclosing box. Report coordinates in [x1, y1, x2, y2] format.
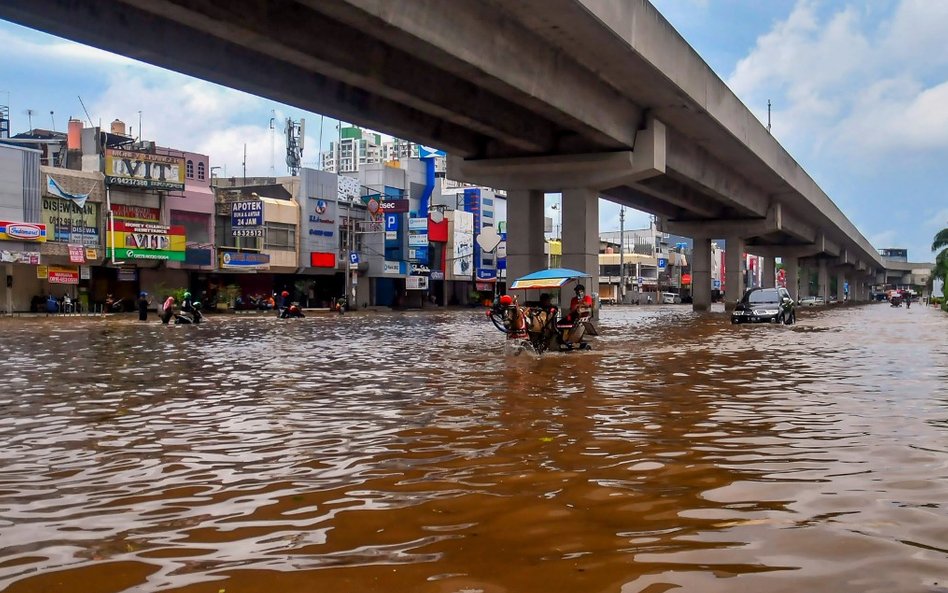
[565, 284, 593, 324]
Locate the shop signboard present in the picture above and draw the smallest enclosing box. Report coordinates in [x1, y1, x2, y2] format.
[408, 247, 428, 261]
[85, 248, 98, 260]
[105, 149, 185, 191]
[47, 265, 80, 285]
[430, 270, 444, 281]
[452, 211, 474, 277]
[0, 250, 40, 264]
[304, 196, 337, 258]
[0, 221, 47, 242]
[231, 200, 263, 232]
[42, 197, 100, 245]
[105, 221, 187, 261]
[383, 260, 404, 275]
[36, 265, 47, 279]
[80, 266, 91, 280]
[111, 204, 160, 222]
[408, 233, 428, 247]
[219, 251, 270, 270]
[406, 276, 429, 290]
[68, 245, 86, 263]
[477, 269, 497, 281]
[118, 267, 137, 282]
[378, 199, 409, 213]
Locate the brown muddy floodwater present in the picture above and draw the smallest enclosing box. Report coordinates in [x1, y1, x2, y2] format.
[0, 303, 946, 593]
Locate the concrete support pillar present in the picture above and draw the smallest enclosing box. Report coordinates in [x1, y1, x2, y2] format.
[762, 257, 776, 288]
[506, 190, 547, 285]
[799, 261, 811, 297]
[783, 256, 799, 301]
[725, 235, 745, 310]
[818, 259, 829, 302]
[691, 237, 712, 312]
[836, 269, 846, 302]
[561, 188, 599, 291]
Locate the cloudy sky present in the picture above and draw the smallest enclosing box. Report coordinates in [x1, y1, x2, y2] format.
[1, 0, 945, 262]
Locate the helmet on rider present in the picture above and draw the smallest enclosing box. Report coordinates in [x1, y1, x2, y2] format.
[499, 294, 513, 306]
[183, 291, 191, 299]
[281, 290, 289, 298]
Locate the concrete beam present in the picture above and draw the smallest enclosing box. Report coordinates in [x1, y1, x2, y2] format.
[447, 146, 663, 192]
[126, 0, 559, 154]
[310, 0, 644, 154]
[0, 0, 487, 156]
[664, 202, 816, 243]
[664, 128, 770, 218]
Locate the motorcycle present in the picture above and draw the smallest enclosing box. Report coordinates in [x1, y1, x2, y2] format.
[487, 268, 599, 354]
[279, 303, 305, 319]
[174, 302, 205, 324]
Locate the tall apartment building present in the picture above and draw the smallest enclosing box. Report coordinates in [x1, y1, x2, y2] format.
[320, 125, 382, 174]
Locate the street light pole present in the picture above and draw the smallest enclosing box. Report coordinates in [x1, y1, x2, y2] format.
[619, 207, 625, 303]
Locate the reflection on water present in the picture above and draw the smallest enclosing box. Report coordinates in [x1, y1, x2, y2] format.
[0, 305, 946, 593]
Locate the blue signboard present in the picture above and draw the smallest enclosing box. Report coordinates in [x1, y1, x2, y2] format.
[385, 213, 399, 232]
[713, 279, 722, 289]
[349, 252, 360, 265]
[477, 269, 497, 280]
[220, 251, 270, 269]
[657, 258, 667, 270]
[231, 200, 263, 228]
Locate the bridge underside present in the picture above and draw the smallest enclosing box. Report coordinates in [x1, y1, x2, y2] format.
[0, 0, 882, 307]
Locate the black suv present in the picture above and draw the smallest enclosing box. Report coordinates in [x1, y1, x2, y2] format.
[731, 287, 796, 325]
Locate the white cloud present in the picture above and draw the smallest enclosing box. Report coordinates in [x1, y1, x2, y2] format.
[728, 0, 948, 163]
[0, 25, 134, 67]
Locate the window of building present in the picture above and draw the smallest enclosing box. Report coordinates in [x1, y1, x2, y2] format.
[171, 210, 210, 243]
[186, 160, 194, 179]
[197, 162, 205, 180]
[265, 222, 296, 250]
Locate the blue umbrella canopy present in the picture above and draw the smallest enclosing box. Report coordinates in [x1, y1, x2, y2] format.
[509, 268, 589, 290]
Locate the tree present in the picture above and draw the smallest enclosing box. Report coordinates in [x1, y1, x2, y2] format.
[933, 228, 948, 309]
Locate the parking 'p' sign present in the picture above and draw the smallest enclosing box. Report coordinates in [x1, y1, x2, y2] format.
[349, 252, 360, 265]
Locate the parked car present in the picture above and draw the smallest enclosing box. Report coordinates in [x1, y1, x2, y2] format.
[731, 287, 796, 324]
[798, 296, 824, 306]
[661, 292, 682, 304]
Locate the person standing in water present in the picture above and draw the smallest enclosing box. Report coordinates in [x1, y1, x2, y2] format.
[137, 292, 150, 321]
[161, 295, 175, 325]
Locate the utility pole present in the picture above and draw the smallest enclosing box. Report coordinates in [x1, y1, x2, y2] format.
[767, 99, 772, 133]
[619, 207, 625, 303]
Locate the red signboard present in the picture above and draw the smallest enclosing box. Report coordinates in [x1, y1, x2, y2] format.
[310, 252, 336, 268]
[111, 204, 160, 222]
[681, 273, 692, 286]
[48, 265, 79, 284]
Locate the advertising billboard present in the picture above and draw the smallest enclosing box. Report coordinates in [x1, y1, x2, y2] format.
[105, 149, 185, 191]
[42, 197, 100, 246]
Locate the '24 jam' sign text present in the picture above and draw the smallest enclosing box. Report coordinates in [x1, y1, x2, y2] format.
[231, 200, 263, 235]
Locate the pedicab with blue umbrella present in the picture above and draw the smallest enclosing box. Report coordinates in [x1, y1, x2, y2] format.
[487, 268, 599, 354]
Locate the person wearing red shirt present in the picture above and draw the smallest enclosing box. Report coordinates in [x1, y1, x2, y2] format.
[566, 284, 593, 323]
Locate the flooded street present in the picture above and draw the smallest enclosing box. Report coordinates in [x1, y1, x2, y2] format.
[0, 304, 946, 593]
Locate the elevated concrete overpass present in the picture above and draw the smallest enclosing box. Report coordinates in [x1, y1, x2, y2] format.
[0, 0, 885, 307]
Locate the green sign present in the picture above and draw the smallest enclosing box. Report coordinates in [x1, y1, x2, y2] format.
[117, 248, 186, 262]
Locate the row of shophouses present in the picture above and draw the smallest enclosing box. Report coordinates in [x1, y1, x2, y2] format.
[0, 119, 513, 312]
[2, 117, 780, 313]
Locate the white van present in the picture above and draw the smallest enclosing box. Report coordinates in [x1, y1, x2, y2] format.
[661, 292, 682, 304]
